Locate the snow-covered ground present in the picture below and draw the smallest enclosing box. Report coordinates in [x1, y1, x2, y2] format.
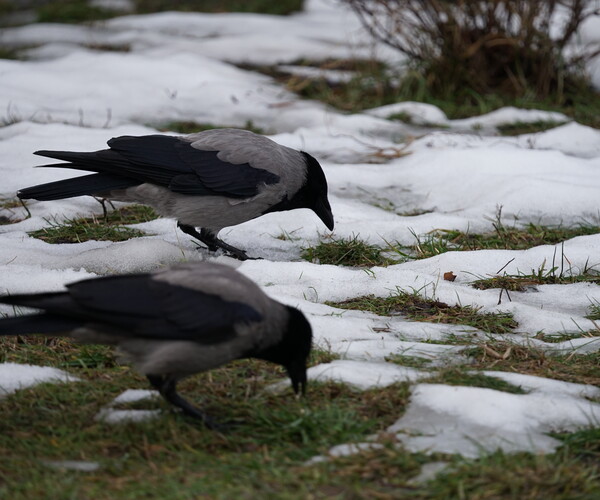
[1, 0, 599, 460]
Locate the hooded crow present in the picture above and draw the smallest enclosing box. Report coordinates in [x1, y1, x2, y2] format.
[17, 129, 334, 260]
[0, 262, 312, 429]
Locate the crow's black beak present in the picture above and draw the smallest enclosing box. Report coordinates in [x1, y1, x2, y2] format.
[314, 198, 334, 231]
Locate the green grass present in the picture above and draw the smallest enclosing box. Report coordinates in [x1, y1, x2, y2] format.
[391, 222, 600, 261]
[0, 46, 20, 60]
[0, 337, 411, 499]
[0, 197, 29, 225]
[385, 354, 433, 369]
[472, 270, 600, 292]
[497, 120, 568, 136]
[37, 0, 116, 23]
[134, 0, 303, 15]
[159, 120, 265, 135]
[27, 204, 158, 244]
[534, 331, 599, 344]
[31, 0, 303, 24]
[586, 301, 600, 321]
[240, 59, 600, 129]
[328, 291, 518, 334]
[466, 342, 600, 387]
[302, 235, 395, 267]
[424, 368, 526, 394]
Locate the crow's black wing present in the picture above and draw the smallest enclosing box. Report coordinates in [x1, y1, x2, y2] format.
[32, 134, 280, 199]
[108, 135, 280, 198]
[0, 274, 262, 344]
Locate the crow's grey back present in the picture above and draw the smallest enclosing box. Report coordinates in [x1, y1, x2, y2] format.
[186, 129, 307, 198]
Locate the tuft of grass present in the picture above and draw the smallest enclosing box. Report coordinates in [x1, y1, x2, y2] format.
[0, 197, 29, 225]
[385, 354, 432, 369]
[586, 301, 600, 321]
[472, 270, 600, 292]
[466, 341, 600, 387]
[388, 219, 600, 262]
[534, 331, 599, 344]
[32, 0, 303, 24]
[134, 0, 303, 15]
[28, 204, 158, 244]
[0, 336, 117, 369]
[411, 447, 600, 499]
[159, 120, 264, 135]
[37, 0, 116, 23]
[238, 58, 398, 114]
[302, 235, 394, 267]
[328, 291, 518, 334]
[497, 120, 567, 136]
[0, 46, 20, 60]
[424, 367, 526, 394]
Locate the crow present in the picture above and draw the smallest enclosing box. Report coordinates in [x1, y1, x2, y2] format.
[17, 128, 335, 260]
[0, 262, 312, 429]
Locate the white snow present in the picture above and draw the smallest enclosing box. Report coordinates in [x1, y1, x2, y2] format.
[110, 388, 159, 405]
[42, 460, 101, 472]
[0, 0, 599, 460]
[0, 363, 79, 397]
[388, 382, 600, 457]
[93, 388, 162, 423]
[95, 408, 162, 423]
[365, 102, 450, 126]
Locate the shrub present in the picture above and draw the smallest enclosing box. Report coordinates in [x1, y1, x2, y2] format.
[344, 0, 600, 101]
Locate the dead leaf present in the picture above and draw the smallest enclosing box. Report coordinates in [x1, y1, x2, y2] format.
[443, 271, 457, 282]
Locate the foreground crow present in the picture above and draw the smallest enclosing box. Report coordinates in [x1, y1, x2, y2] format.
[0, 262, 312, 428]
[18, 129, 334, 260]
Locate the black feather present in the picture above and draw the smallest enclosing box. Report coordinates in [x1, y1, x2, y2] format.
[0, 275, 263, 343]
[0, 314, 82, 335]
[31, 135, 280, 200]
[18, 173, 140, 200]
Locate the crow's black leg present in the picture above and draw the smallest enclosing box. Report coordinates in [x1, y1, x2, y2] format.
[177, 222, 251, 261]
[146, 374, 221, 430]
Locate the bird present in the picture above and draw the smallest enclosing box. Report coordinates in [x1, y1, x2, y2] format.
[17, 128, 335, 260]
[0, 262, 312, 429]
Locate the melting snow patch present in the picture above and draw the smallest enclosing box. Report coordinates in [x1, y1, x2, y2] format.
[111, 389, 160, 405]
[365, 102, 450, 126]
[306, 360, 427, 389]
[450, 107, 569, 131]
[305, 442, 384, 465]
[407, 462, 450, 485]
[42, 460, 101, 472]
[0, 363, 79, 397]
[95, 408, 161, 424]
[95, 389, 162, 424]
[389, 383, 600, 458]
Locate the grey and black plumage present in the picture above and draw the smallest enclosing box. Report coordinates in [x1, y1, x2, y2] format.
[0, 262, 312, 429]
[17, 129, 335, 260]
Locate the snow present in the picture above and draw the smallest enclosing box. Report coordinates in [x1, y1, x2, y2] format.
[365, 102, 450, 126]
[449, 107, 570, 132]
[42, 460, 101, 472]
[94, 389, 162, 423]
[0, 0, 599, 461]
[0, 363, 79, 397]
[95, 408, 161, 424]
[388, 382, 600, 457]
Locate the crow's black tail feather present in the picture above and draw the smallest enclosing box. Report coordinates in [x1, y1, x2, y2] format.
[0, 314, 81, 336]
[17, 173, 140, 201]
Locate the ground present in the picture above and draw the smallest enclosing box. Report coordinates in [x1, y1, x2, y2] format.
[0, 0, 599, 498]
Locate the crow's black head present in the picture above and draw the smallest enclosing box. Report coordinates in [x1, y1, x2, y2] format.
[256, 305, 312, 395]
[262, 152, 334, 231]
[300, 152, 334, 231]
